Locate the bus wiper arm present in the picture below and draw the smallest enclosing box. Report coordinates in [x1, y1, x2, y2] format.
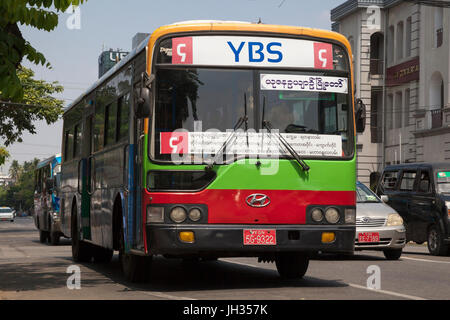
[205, 115, 248, 171]
[262, 120, 310, 172]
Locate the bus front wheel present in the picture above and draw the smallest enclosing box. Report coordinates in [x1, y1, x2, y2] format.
[119, 220, 151, 282]
[275, 253, 309, 279]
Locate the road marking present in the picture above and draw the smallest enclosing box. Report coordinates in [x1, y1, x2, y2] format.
[137, 290, 197, 300]
[221, 259, 273, 270]
[348, 283, 427, 300]
[402, 256, 450, 264]
[222, 259, 428, 300]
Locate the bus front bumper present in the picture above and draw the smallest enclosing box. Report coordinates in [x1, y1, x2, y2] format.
[146, 224, 355, 257]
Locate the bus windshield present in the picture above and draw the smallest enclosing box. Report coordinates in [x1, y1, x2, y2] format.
[152, 35, 353, 163]
[152, 68, 353, 162]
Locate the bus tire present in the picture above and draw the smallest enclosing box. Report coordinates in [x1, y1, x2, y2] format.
[71, 207, 93, 262]
[275, 253, 309, 279]
[119, 219, 151, 282]
[39, 230, 48, 243]
[50, 232, 60, 246]
[92, 246, 113, 263]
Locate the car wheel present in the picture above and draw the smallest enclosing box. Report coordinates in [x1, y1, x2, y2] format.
[119, 218, 152, 282]
[383, 249, 402, 260]
[275, 253, 309, 279]
[71, 210, 93, 262]
[427, 225, 448, 256]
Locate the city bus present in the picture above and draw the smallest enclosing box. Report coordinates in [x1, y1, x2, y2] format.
[34, 154, 62, 245]
[60, 21, 365, 282]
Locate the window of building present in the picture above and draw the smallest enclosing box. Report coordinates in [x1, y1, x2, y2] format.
[387, 94, 394, 130]
[371, 89, 382, 143]
[395, 91, 403, 128]
[435, 8, 443, 48]
[400, 170, 417, 191]
[397, 21, 404, 60]
[388, 25, 395, 63]
[406, 17, 412, 57]
[404, 89, 410, 128]
[430, 72, 444, 129]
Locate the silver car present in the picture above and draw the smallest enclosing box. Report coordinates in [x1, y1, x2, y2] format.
[0, 207, 15, 222]
[355, 182, 406, 260]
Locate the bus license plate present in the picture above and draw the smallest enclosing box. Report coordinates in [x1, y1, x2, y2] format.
[358, 232, 379, 243]
[243, 229, 276, 245]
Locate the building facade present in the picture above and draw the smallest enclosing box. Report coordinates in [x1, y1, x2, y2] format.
[331, 0, 450, 187]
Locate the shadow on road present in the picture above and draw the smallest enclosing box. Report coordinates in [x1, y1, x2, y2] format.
[0, 260, 113, 293]
[67, 255, 349, 294]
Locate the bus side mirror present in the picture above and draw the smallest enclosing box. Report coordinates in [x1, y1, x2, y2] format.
[136, 73, 155, 119]
[355, 98, 366, 133]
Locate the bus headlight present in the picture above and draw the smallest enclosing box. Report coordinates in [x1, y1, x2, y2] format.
[188, 208, 202, 222]
[386, 213, 403, 226]
[170, 207, 187, 223]
[325, 207, 340, 224]
[311, 208, 324, 222]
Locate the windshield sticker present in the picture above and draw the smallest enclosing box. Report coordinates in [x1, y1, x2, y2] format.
[437, 172, 450, 180]
[160, 131, 342, 157]
[260, 74, 348, 93]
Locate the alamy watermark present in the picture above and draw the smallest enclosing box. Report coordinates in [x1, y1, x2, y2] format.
[66, 265, 81, 290]
[65, 5, 81, 30]
[366, 6, 381, 30]
[366, 265, 381, 290]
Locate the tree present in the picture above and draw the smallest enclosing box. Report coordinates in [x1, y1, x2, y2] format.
[0, 158, 40, 213]
[0, 0, 86, 166]
[0, 0, 86, 101]
[0, 66, 64, 145]
[0, 148, 8, 165]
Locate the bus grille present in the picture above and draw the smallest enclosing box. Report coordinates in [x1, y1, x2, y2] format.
[356, 218, 386, 227]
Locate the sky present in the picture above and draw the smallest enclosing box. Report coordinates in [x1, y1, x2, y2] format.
[1, 0, 345, 173]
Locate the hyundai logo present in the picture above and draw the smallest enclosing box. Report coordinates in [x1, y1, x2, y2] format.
[361, 217, 371, 223]
[246, 194, 271, 208]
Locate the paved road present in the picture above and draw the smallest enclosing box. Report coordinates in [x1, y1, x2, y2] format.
[1, 217, 449, 300]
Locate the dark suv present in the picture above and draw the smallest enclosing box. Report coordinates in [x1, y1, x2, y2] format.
[376, 163, 450, 256]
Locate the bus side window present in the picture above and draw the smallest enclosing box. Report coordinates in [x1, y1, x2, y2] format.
[74, 123, 82, 158]
[94, 101, 105, 152]
[117, 93, 130, 141]
[104, 101, 117, 146]
[64, 129, 74, 161]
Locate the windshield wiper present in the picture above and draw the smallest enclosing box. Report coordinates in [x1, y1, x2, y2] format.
[205, 95, 248, 171]
[261, 97, 310, 172]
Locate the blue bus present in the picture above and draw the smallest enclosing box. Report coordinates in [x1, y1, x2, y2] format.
[34, 154, 62, 245]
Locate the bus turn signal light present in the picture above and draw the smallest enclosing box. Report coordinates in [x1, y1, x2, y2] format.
[179, 231, 195, 243]
[321, 232, 336, 244]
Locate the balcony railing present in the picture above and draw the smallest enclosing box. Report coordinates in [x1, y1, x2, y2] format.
[370, 59, 384, 75]
[436, 28, 443, 48]
[431, 109, 443, 129]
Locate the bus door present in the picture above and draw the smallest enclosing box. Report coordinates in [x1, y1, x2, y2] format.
[79, 115, 93, 240]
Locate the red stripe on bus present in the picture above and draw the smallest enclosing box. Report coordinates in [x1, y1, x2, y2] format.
[143, 189, 355, 225]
